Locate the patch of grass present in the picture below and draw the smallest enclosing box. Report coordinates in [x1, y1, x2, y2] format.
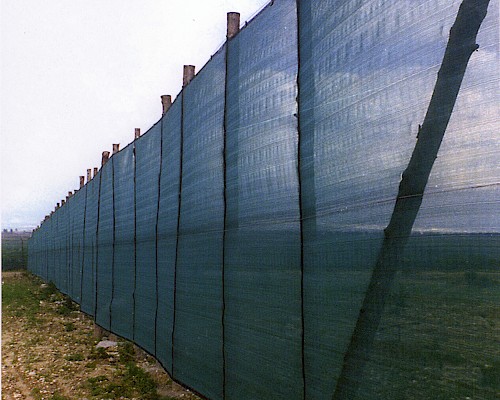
[87, 374, 130, 398]
[57, 295, 79, 315]
[64, 322, 75, 332]
[85, 361, 97, 369]
[31, 387, 42, 400]
[124, 362, 159, 400]
[2, 272, 41, 320]
[480, 360, 500, 389]
[89, 346, 109, 360]
[38, 281, 58, 301]
[85, 363, 161, 399]
[49, 393, 71, 400]
[65, 353, 85, 362]
[118, 341, 135, 363]
[87, 375, 110, 396]
[463, 270, 498, 288]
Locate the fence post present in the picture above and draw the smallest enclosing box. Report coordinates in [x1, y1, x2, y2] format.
[93, 167, 98, 178]
[183, 65, 196, 87]
[113, 144, 120, 154]
[102, 151, 110, 166]
[161, 95, 172, 115]
[87, 169, 92, 183]
[135, 128, 141, 140]
[227, 12, 240, 39]
[80, 176, 85, 188]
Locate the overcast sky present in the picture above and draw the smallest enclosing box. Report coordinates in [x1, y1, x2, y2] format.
[1, 0, 270, 230]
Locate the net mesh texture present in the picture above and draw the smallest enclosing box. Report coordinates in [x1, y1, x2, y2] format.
[28, 0, 499, 399]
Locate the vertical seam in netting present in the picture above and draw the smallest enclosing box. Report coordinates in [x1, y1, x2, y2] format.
[55, 220, 58, 284]
[46, 222, 49, 280]
[49, 219, 52, 282]
[56, 216, 59, 284]
[95, 167, 103, 320]
[91, 241, 95, 314]
[67, 211, 69, 293]
[70, 231, 74, 296]
[53, 217, 57, 284]
[172, 91, 185, 378]
[69, 208, 72, 295]
[154, 119, 164, 358]
[66, 211, 69, 292]
[67, 223, 71, 295]
[133, 142, 138, 341]
[66, 230, 69, 294]
[81, 185, 88, 306]
[222, 40, 230, 400]
[110, 157, 116, 330]
[296, 1, 306, 398]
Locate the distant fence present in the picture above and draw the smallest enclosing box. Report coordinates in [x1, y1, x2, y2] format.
[2, 231, 30, 270]
[28, 1, 499, 399]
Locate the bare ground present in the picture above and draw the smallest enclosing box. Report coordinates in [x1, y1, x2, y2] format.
[2, 271, 200, 400]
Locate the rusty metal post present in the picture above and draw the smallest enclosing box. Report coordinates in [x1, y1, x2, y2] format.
[87, 169, 92, 182]
[113, 144, 120, 154]
[227, 12, 240, 39]
[161, 95, 172, 115]
[102, 151, 110, 166]
[183, 65, 195, 87]
[80, 176, 85, 188]
[68, 191, 73, 198]
[61, 199, 66, 206]
[93, 167, 98, 177]
[135, 128, 141, 140]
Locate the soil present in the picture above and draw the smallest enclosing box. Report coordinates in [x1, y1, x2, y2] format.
[1, 271, 201, 400]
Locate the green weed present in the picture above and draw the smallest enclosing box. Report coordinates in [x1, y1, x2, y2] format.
[118, 341, 135, 363]
[85, 363, 161, 399]
[89, 346, 109, 360]
[57, 295, 78, 315]
[49, 393, 71, 400]
[124, 362, 159, 399]
[65, 353, 85, 362]
[64, 322, 75, 332]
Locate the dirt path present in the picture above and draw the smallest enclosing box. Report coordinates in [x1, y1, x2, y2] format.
[2, 271, 200, 400]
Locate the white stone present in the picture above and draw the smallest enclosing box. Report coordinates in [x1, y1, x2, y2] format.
[96, 340, 118, 348]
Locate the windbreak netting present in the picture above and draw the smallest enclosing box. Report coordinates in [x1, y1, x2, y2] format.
[64, 201, 72, 295]
[225, 1, 302, 399]
[298, 0, 425, 397]
[95, 161, 114, 330]
[173, 46, 226, 399]
[110, 145, 135, 340]
[299, 0, 499, 399]
[59, 206, 68, 293]
[81, 177, 99, 316]
[45, 215, 54, 283]
[348, 2, 500, 399]
[69, 188, 85, 303]
[53, 206, 63, 290]
[156, 98, 182, 373]
[134, 123, 162, 355]
[28, 0, 499, 399]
